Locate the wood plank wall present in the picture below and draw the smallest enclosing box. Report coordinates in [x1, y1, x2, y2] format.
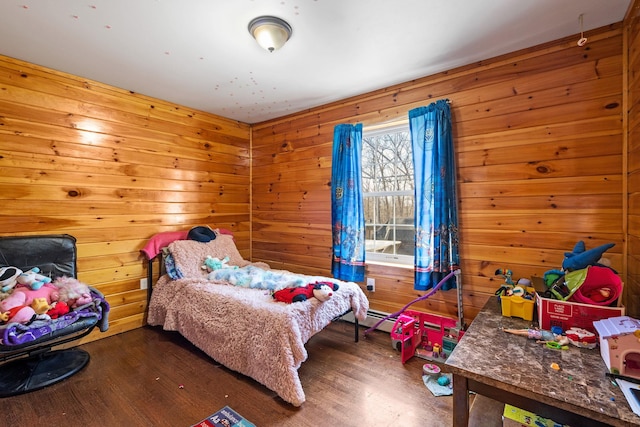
[252, 23, 627, 324]
[627, 0, 640, 319]
[0, 55, 251, 343]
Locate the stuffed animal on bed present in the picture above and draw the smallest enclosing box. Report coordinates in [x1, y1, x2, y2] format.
[202, 256, 237, 272]
[17, 267, 52, 290]
[272, 281, 339, 303]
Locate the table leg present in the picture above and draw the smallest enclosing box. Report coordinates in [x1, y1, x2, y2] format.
[452, 373, 469, 427]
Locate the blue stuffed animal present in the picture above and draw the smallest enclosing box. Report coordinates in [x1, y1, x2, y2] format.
[562, 241, 615, 272]
[202, 256, 237, 273]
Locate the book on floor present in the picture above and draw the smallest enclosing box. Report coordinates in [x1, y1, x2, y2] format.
[191, 406, 255, 427]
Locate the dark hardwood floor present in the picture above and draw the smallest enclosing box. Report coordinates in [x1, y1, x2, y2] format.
[1, 320, 456, 426]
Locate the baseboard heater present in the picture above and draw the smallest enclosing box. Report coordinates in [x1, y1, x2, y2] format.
[340, 309, 395, 333]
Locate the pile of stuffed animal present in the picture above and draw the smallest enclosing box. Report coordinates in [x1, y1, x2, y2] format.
[0, 266, 93, 325]
[201, 256, 339, 303]
[543, 241, 622, 306]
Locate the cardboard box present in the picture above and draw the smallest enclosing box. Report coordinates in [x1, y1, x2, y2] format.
[501, 287, 536, 321]
[503, 404, 568, 427]
[536, 293, 625, 333]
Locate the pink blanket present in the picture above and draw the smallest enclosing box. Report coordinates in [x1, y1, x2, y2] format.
[147, 274, 369, 406]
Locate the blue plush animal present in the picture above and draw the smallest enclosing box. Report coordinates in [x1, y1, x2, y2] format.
[562, 241, 615, 271]
[208, 265, 310, 291]
[202, 256, 237, 273]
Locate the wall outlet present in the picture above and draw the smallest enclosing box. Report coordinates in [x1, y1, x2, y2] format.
[140, 278, 148, 290]
[366, 277, 375, 292]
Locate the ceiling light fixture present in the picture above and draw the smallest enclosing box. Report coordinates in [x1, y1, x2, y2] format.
[248, 16, 292, 53]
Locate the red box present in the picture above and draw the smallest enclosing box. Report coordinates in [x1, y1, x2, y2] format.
[536, 293, 625, 333]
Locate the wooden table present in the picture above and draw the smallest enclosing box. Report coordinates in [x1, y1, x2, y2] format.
[445, 299, 640, 427]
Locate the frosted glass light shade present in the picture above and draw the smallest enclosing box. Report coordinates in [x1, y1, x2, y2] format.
[248, 16, 292, 52]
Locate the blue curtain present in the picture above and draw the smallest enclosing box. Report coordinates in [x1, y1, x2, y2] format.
[409, 100, 459, 291]
[331, 123, 365, 282]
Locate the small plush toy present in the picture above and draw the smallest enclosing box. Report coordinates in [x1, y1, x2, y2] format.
[312, 283, 335, 302]
[53, 276, 93, 308]
[0, 266, 23, 292]
[47, 300, 70, 319]
[17, 267, 52, 290]
[202, 255, 237, 272]
[273, 281, 339, 303]
[31, 297, 50, 315]
[0, 304, 37, 324]
[562, 241, 615, 272]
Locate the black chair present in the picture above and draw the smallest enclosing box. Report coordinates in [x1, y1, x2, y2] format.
[0, 234, 109, 397]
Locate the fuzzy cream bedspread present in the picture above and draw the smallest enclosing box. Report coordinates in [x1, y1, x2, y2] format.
[147, 274, 369, 406]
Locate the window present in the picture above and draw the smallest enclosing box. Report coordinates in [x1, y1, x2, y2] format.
[362, 122, 415, 265]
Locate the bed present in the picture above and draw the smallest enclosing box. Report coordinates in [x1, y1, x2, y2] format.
[145, 231, 369, 406]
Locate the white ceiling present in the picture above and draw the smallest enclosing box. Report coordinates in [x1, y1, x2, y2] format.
[0, 0, 632, 124]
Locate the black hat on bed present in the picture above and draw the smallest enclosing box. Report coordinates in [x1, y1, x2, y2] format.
[188, 226, 217, 242]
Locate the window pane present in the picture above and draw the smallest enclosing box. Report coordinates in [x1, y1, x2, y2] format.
[364, 194, 414, 257]
[362, 123, 414, 265]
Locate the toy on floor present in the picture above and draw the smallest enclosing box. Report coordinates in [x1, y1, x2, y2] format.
[391, 310, 464, 363]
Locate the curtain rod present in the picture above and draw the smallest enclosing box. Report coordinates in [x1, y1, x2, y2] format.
[364, 99, 451, 132]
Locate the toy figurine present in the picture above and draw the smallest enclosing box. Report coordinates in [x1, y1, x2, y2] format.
[502, 327, 556, 342]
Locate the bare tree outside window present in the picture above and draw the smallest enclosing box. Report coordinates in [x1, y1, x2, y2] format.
[362, 123, 415, 264]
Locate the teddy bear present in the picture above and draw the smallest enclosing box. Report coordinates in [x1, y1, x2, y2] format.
[0, 266, 23, 292]
[272, 281, 339, 303]
[17, 267, 52, 290]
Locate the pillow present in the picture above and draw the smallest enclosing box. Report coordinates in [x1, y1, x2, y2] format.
[167, 234, 249, 279]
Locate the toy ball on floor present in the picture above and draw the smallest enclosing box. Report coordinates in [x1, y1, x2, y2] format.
[437, 375, 450, 386]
